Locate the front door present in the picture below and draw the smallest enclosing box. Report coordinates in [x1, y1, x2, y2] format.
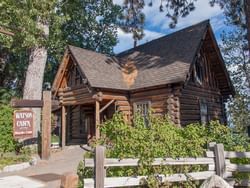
[85, 113, 95, 141]
[67, 105, 94, 144]
[80, 106, 94, 143]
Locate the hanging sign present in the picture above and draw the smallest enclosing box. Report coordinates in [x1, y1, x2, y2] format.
[13, 110, 33, 139]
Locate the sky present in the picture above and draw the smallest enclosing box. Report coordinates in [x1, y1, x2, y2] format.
[113, 0, 230, 54]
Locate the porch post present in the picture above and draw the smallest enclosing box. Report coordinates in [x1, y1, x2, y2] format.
[95, 100, 100, 139]
[61, 105, 66, 148]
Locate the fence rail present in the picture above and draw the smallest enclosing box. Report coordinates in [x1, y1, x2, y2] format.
[83, 143, 250, 188]
[84, 157, 215, 167]
[84, 171, 216, 188]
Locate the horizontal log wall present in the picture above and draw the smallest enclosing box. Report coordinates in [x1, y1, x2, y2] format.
[102, 87, 178, 124]
[69, 105, 82, 141]
[67, 105, 94, 143]
[130, 87, 172, 120]
[180, 82, 223, 126]
[102, 91, 131, 122]
[58, 86, 94, 106]
[179, 42, 227, 126]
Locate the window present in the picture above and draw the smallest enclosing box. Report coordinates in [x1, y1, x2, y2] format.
[200, 99, 208, 124]
[195, 62, 203, 84]
[133, 101, 151, 127]
[193, 54, 204, 85]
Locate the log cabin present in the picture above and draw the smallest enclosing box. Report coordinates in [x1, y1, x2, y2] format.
[52, 20, 234, 145]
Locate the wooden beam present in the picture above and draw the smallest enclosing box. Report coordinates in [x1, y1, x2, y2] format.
[41, 91, 51, 160]
[62, 105, 66, 148]
[11, 99, 43, 108]
[11, 99, 59, 108]
[93, 92, 103, 101]
[95, 100, 100, 139]
[99, 99, 115, 114]
[53, 54, 70, 98]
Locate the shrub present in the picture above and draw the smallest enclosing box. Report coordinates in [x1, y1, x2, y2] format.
[78, 113, 250, 187]
[0, 105, 16, 153]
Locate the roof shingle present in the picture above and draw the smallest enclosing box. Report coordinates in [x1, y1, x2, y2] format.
[69, 20, 209, 90]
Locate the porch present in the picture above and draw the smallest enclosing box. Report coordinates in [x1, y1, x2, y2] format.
[57, 88, 116, 146]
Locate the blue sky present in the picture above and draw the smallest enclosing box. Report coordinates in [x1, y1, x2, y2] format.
[113, 0, 231, 53]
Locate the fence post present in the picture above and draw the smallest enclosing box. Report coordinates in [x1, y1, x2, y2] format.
[214, 143, 226, 177]
[208, 142, 216, 151]
[60, 172, 78, 188]
[95, 145, 105, 188]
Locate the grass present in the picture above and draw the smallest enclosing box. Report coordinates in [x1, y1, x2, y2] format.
[0, 152, 31, 170]
[51, 135, 60, 143]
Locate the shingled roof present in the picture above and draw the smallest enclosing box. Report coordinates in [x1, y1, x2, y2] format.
[68, 45, 128, 89]
[65, 20, 232, 94]
[117, 20, 209, 89]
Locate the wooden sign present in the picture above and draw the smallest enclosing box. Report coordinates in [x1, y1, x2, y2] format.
[13, 110, 33, 139]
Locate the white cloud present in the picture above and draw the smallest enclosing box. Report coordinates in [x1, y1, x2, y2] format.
[143, 0, 223, 31]
[114, 28, 164, 53]
[113, 0, 123, 5]
[113, 0, 225, 53]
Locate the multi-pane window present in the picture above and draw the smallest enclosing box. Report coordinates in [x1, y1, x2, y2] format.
[200, 100, 208, 124]
[133, 101, 151, 127]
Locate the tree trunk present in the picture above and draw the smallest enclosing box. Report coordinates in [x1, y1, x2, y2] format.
[23, 21, 49, 138]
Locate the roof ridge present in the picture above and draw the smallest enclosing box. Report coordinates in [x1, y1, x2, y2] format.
[68, 45, 111, 57]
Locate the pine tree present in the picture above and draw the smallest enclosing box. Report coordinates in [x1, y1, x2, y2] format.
[120, 0, 250, 51]
[220, 28, 250, 132]
[119, 0, 145, 47]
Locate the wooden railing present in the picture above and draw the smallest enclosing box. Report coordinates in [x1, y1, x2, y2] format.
[83, 143, 250, 188]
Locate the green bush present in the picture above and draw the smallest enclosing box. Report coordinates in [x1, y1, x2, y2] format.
[0, 105, 16, 153]
[78, 113, 250, 187]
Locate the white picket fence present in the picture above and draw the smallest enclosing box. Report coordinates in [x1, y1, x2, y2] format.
[83, 143, 250, 188]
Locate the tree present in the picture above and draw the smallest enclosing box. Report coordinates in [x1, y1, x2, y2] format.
[220, 28, 250, 132]
[0, 1, 60, 136]
[44, 0, 121, 84]
[121, 0, 250, 51]
[119, 0, 145, 47]
[60, 0, 120, 54]
[0, 0, 121, 136]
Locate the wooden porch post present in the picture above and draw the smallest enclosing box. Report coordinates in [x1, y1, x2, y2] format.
[95, 100, 100, 139]
[62, 105, 66, 148]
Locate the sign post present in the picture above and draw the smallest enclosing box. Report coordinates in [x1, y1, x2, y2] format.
[11, 91, 53, 160]
[41, 91, 51, 160]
